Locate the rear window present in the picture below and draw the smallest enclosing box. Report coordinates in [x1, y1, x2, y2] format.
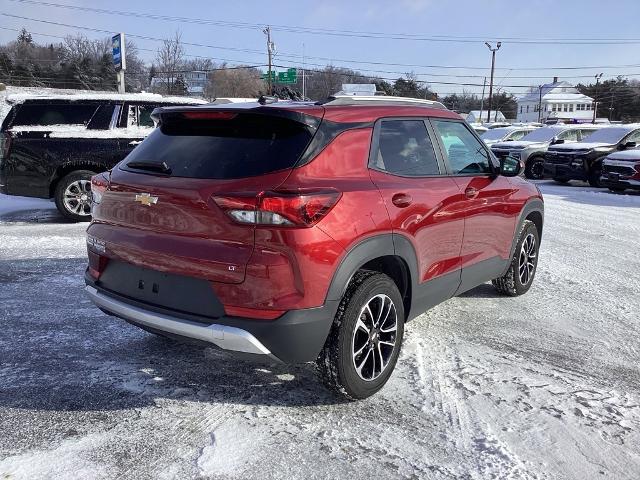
[12, 103, 98, 127]
[123, 113, 313, 179]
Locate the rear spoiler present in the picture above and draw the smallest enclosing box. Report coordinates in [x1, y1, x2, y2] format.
[151, 104, 325, 130]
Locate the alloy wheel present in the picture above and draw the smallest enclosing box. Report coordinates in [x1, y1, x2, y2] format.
[518, 233, 537, 285]
[351, 294, 398, 382]
[63, 179, 92, 217]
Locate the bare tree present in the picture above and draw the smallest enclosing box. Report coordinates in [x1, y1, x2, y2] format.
[155, 31, 185, 95]
[205, 65, 263, 99]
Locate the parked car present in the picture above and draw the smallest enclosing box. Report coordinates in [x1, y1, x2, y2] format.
[491, 124, 601, 180]
[600, 147, 640, 192]
[84, 96, 544, 400]
[469, 122, 488, 134]
[544, 124, 640, 187]
[480, 126, 538, 146]
[0, 93, 207, 221]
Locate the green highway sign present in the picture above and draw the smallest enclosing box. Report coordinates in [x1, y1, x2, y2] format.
[261, 68, 298, 84]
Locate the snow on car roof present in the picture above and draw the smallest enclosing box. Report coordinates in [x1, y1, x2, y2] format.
[5, 92, 207, 105]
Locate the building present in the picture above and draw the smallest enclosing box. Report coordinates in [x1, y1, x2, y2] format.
[517, 79, 594, 123]
[150, 71, 208, 97]
[466, 110, 506, 123]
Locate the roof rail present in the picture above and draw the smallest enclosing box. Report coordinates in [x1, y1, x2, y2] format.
[321, 95, 447, 110]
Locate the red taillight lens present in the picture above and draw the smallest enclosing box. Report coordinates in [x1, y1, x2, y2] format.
[224, 305, 285, 320]
[181, 111, 237, 121]
[87, 250, 108, 279]
[91, 173, 109, 205]
[213, 190, 341, 227]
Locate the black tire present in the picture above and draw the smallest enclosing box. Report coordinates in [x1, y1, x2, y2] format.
[553, 177, 570, 184]
[492, 220, 540, 297]
[524, 156, 545, 180]
[54, 170, 95, 222]
[588, 167, 603, 188]
[317, 271, 405, 400]
[608, 187, 626, 193]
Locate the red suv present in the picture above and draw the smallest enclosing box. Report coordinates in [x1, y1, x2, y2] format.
[85, 96, 544, 399]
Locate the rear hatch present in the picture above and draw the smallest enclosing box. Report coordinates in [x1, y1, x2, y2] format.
[90, 105, 324, 285]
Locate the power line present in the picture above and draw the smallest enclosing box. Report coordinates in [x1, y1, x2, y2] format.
[10, 0, 640, 46]
[5, 12, 640, 75]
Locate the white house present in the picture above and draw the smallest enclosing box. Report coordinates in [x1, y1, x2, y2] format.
[466, 110, 506, 123]
[150, 71, 208, 97]
[517, 79, 594, 123]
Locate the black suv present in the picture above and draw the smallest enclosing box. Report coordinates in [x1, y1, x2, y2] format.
[0, 94, 205, 221]
[544, 125, 640, 187]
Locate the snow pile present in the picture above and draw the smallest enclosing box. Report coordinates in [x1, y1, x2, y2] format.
[8, 124, 154, 139]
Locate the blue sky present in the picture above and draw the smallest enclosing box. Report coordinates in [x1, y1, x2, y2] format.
[2, 0, 640, 97]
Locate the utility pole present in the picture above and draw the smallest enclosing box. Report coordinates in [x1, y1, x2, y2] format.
[537, 85, 543, 123]
[593, 72, 603, 123]
[479, 76, 486, 123]
[263, 26, 275, 95]
[485, 41, 501, 123]
[302, 42, 306, 99]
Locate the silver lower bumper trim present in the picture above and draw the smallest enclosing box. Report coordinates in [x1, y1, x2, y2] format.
[85, 286, 271, 356]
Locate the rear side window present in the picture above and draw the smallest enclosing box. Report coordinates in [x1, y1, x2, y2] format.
[12, 103, 98, 126]
[373, 120, 440, 176]
[432, 120, 493, 175]
[123, 113, 313, 179]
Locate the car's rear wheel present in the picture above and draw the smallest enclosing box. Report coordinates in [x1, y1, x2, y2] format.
[317, 271, 405, 400]
[492, 220, 539, 296]
[54, 170, 95, 222]
[524, 156, 545, 180]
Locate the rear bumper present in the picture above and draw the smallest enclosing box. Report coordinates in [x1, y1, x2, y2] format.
[85, 277, 339, 363]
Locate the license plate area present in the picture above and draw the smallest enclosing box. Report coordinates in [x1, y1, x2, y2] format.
[98, 260, 225, 319]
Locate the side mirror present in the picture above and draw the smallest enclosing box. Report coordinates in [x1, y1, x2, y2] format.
[550, 138, 565, 145]
[621, 141, 637, 150]
[504, 138, 514, 142]
[500, 156, 523, 177]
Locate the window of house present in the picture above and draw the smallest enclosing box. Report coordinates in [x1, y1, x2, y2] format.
[520, 106, 523, 113]
[432, 120, 493, 175]
[526, 105, 529, 113]
[569, 104, 574, 112]
[374, 120, 441, 176]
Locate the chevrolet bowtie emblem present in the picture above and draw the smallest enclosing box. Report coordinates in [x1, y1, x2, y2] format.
[135, 193, 158, 206]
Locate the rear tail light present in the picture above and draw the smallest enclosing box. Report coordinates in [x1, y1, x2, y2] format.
[87, 250, 108, 279]
[91, 173, 109, 206]
[213, 190, 341, 227]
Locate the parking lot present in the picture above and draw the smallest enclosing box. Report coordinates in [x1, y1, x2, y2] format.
[1, 181, 639, 480]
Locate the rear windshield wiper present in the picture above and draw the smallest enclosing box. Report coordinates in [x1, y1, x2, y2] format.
[126, 161, 172, 175]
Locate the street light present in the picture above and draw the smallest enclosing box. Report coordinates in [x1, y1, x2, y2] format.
[593, 72, 603, 123]
[485, 42, 501, 123]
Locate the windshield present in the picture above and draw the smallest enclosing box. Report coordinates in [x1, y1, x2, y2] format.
[581, 127, 634, 144]
[480, 128, 511, 140]
[520, 127, 565, 142]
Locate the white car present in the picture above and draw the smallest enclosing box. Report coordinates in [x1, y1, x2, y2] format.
[481, 126, 539, 146]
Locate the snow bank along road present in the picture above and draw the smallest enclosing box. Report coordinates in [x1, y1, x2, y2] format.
[0, 182, 639, 480]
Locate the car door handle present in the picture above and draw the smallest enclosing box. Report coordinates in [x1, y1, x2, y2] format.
[391, 193, 413, 208]
[465, 187, 479, 199]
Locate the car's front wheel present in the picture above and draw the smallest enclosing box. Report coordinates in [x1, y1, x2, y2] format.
[524, 156, 545, 180]
[54, 170, 95, 222]
[317, 271, 405, 400]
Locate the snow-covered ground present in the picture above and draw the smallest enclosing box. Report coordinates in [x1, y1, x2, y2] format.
[0, 183, 639, 480]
